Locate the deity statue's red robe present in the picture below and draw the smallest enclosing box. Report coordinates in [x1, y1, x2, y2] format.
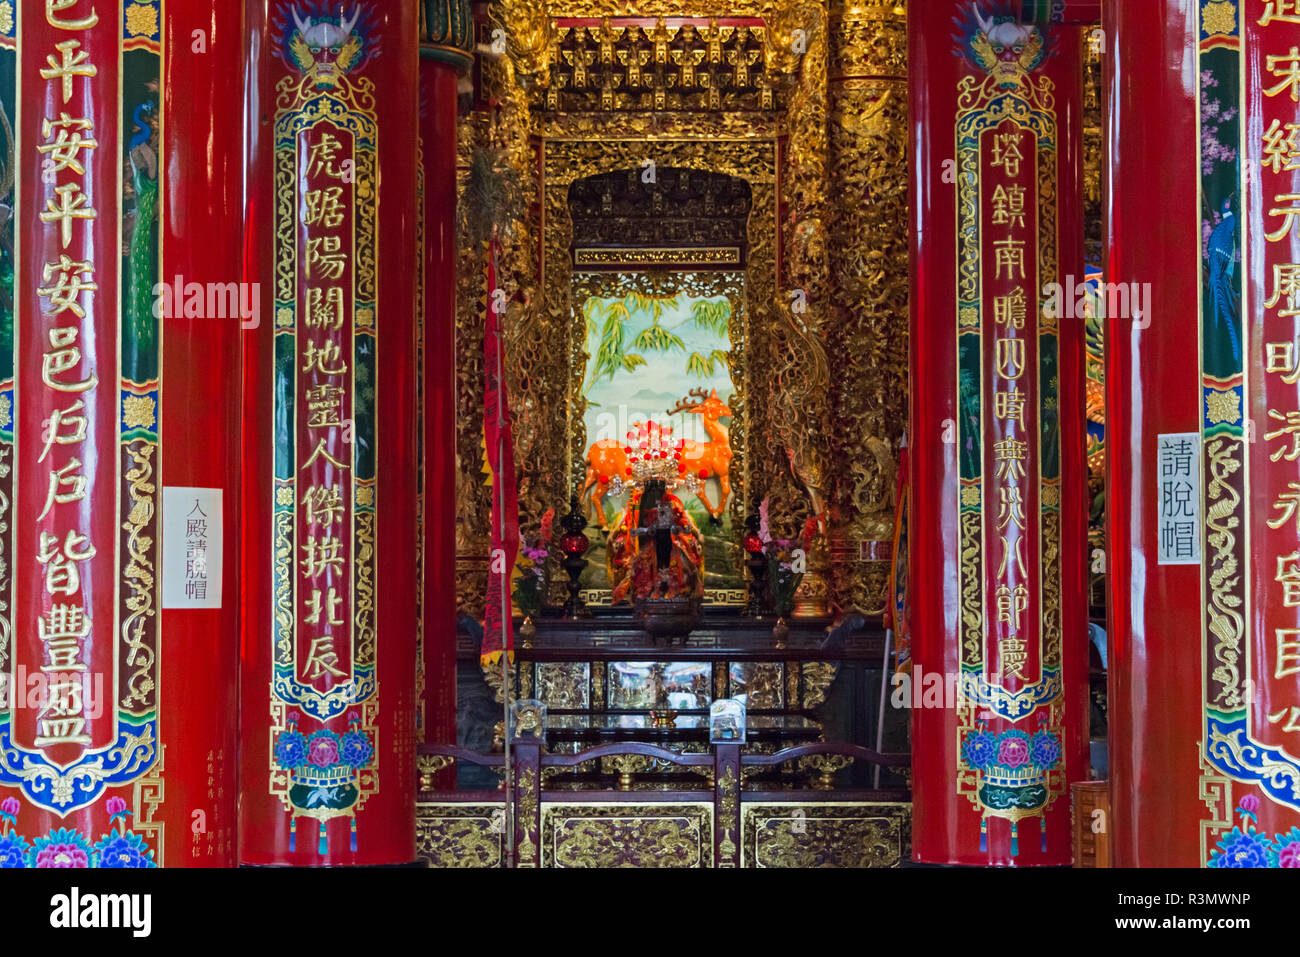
[607, 489, 705, 603]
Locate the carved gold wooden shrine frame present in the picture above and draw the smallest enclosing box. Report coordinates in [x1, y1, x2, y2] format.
[455, 1, 910, 617]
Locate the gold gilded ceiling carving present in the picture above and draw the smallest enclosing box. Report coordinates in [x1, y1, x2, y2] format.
[544, 138, 776, 186]
[499, 0, 786, 43]
[541, 110, 781, 140]
[568, 166, 752, 258]
[542, 22, 778, 114]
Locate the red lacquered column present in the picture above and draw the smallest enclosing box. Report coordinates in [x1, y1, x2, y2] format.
[418, 4, 472, 782]
[156, 0, 244, 867]
[1021, 1, 1100, 22]
[240, 0, 419, 866]
[0, 0, 240, 869]
[1105, 0, 1300, 868]
[909, 4, 1088, 866]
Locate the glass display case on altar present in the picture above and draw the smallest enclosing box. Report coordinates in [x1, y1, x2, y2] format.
[454, 611, 905, 792]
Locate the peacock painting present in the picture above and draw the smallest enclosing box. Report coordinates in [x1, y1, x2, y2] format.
[124, 93, 158, 384]
[1206, 194, 1240, 363]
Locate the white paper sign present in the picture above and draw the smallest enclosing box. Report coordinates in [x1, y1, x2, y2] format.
[162, 487, 223, 609]
[1156, 432, 1201, 565]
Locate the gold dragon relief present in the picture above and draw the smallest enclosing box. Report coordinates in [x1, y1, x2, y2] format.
[1203, 435, 1245, 710]
[828, 1, 908, 82]
[416, 803, 508, 868]
[825, 70, 909, 611]
[275, 149, 297, 303]
[354, 506, 377, 668]
[777, 11, 834, 543]
[543, 803, 714, 867]
[1036, 143, 1058, 317]
[743, 802, 909, 868]
[120, 441, 159, 714]
[1040, 507, 1061, 670]
[766, 0, 823, 77]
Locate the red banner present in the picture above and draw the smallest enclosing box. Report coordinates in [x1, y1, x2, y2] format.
[979, 120, 1042, 689]
[295, 121, 356, 694]
[15, 0, 121, 766]
[1246, 0, 1300, 788]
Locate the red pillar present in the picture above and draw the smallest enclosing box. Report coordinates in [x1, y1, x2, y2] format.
[156, 0, 244, 867]
[1021, 1, 1100, 21]
[0, 1, 241, 867]
[1105, 0, 1300, 867]
[909, 2, 1089, 865]
[240, 0, 420, 866]
[418, 4, 472, 780]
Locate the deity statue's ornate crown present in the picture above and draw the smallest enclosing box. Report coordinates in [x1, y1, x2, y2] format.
[604, 420, 703, 499]
[626, 420, 684, 485]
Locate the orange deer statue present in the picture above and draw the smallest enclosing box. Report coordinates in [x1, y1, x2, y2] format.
[581, 388, 733, 528]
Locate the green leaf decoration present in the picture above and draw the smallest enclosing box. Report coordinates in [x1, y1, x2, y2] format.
[587, 305, 634, 392]
[621, 354, 648, 372]
[690, 298, 731, 336]
[686, 352, 714, 378]
[632, 321, 685, 353]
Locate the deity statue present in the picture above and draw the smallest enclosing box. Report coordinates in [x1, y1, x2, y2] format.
[607, 478, 704, 604]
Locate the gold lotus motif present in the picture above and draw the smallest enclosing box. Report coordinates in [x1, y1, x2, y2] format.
[122, 395, 157, 430]
[1205, 388, 1240, 425]
[1201, 1, 1237, 37]
[125, 2, 158, 37]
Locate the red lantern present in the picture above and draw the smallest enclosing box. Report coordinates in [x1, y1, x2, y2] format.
[743, 533, 764, 553]
[560, 531, 589, 556]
